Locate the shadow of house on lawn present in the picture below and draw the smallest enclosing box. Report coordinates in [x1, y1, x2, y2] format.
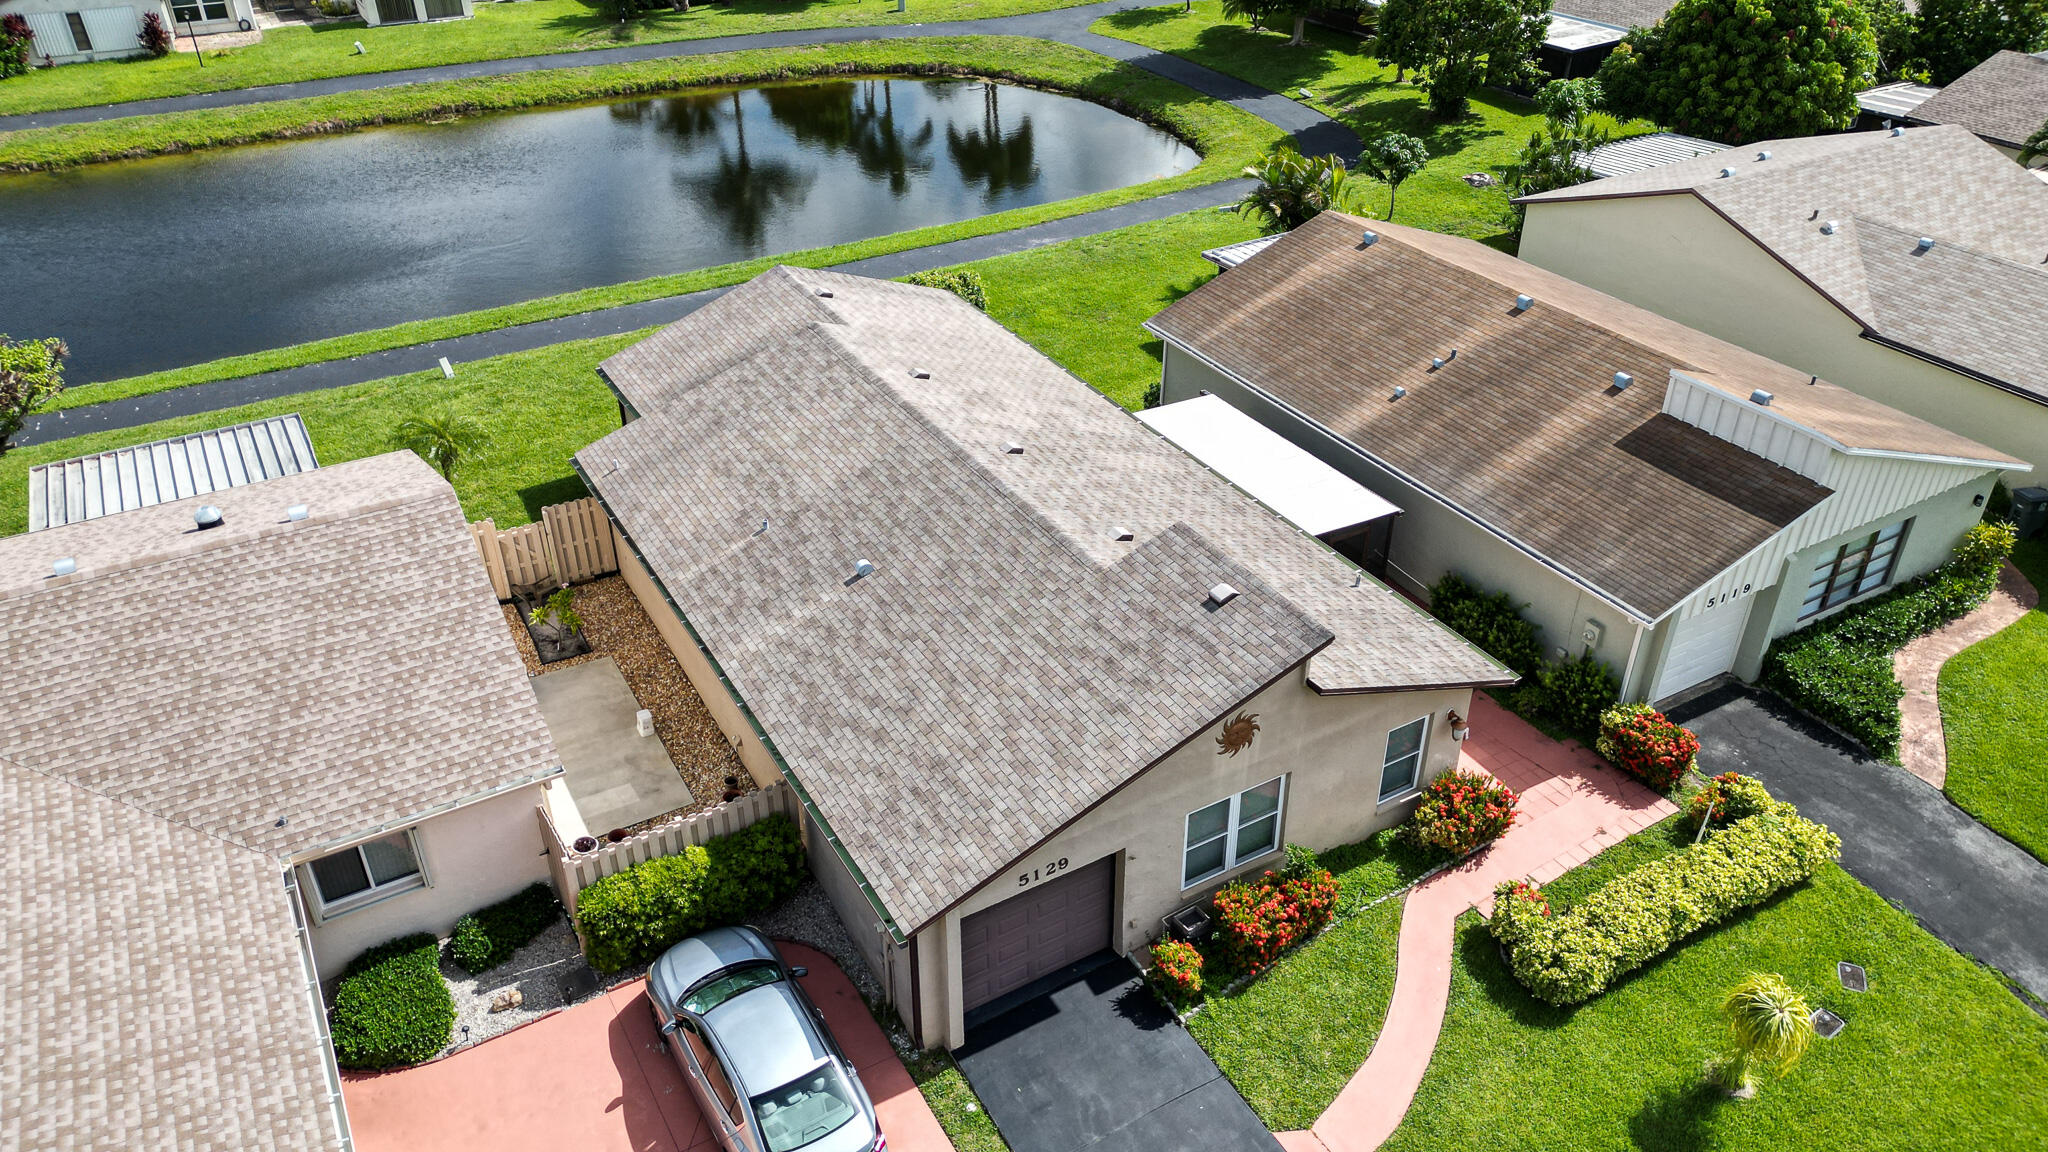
[519, 473, 591, 523]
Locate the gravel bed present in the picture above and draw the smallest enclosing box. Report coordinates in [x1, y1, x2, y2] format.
[437, 915, 595, 1056]
[751, 879, 887, 1005]
[504, 576, 746, 813]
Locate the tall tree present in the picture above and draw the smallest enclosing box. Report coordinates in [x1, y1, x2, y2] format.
[0, 336, 66, 457]
[2022, 116, 2048, 164]
[1505, 79, 1611, 228]
[1373, 0, 1552, 117]
[1220, 0, 1319, 44]
[1236, 148, 1353, 232]
[1357, 132, 1430, 219]
[1914, 0, 2048, 84]
[1861, 0, 1926, 81]
[1599, 0, 1879, 144]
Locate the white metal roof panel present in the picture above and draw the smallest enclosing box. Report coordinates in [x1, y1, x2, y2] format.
[27, 414, 320, 531]
[1545, 13, 1628, 52]
[1858, 81, 1942, 120]
[1200, 234, 1282, 271]
[1137, 394, 1400, 537]
[1578, 132, 1728, 179]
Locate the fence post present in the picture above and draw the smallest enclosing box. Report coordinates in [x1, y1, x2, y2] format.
[472, 519, 510, 600]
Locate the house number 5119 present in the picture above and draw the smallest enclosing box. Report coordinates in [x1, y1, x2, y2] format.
[1018, 857, 1070, 887]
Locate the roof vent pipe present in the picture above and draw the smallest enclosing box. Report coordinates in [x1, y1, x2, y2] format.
[909, 368, 932, 380]
[1719, 167, 1738, 178]
[286, 504, 309, 522]
[1820, 220, 1840, 235]
[1514, 294, 1534, 311]
[1890, 126, 1906, 137]
[1750, 389, 1774, 407]
[51, 557, 76, 577]
[194, 505, 224, 531]
[1915, 237, 1935, 252]
[1360, 230, 1379, 246]
[853, 559, 876, 579]
[1391, 385, 1408, 400]
[1208, 583, 1240, 606]
[1001, 441, 1025, 455]
[1756, 150, 1772, 161]
[1612, 372, 1634, 390]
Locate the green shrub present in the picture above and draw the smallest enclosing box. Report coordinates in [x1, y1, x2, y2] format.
[1761, 526, 2012, 760]
[1532, 653, 1620, 741]
[448, 882, 562, 975]
[575, 814, 806, 973]
[1428, 572, 1545, 677]
[1490, 799, 1841, 1005]
[329, 934, 456, 1070]
[1685, 771, 1775, 829]
[904, 269, 988, 312]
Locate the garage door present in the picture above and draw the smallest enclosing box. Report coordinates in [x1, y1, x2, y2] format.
[1650, 601, 1752, 702]
[960, 854, 1115, 1011]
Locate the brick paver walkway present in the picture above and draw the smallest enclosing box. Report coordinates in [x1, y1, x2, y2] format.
[1282, 696, 1676, 1152]
[1894, 559, 2038, 787]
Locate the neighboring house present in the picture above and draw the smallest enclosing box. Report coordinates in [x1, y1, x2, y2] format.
[1539, 0, 1675, 78]
[1904, 50, 2048, 165]
[0, 0, 254, 62]
[2, 451, 564, 1148]
[1146, 212, 2024, 706]
[575, 267, 1512, 1050]
[358, 0, 470, 27]
[1856, 78, 1942, 129]
[1516, 124, 2048, 480]
[1577, 131, 1726, 178]
[28, 413, 319, 531]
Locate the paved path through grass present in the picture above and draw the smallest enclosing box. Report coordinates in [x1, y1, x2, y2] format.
[1284, 696, 1675, 1152]
[1895, 560, 2040, 787]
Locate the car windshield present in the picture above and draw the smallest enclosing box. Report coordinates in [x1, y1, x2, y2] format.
[750, 1062, 860, 1152]
[681, 961, 782, 1015]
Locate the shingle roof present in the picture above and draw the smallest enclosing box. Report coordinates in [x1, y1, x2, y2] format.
[1145, 213, 2020, 618]
[0, 451, 560, 859]
[582, 268, 1507, 936]
[3, 753, 343, 1152]
[1910, 50, 2048, 149]
[1519, 125, 2048, 402]
[1551, 0, 1674, 31]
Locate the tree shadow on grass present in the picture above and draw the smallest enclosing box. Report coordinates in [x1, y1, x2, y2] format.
[1627, 1078, 1727, 1152]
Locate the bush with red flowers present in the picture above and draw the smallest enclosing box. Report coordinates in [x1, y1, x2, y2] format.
[1595, 703, 1701, 791]
[1212, 866, 1339, 975]
[1409, 769, 1520, 856]
[1489, 879, 1551, 946]
[1147, 939, 1204, 1007]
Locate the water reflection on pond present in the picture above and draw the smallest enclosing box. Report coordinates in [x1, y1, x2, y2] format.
[2, 78, 1197, 382]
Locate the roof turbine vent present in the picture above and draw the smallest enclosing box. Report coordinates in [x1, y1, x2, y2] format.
[851, 559, 876, 581]
[1890, 126, 1907, 137]
[1612, 372, 1634, 390]
[51, 556, 77, 577]
[1514, 293, 1535, 311]
[1719, 167, 1738, 178]
[194, 505, 224, 531]
[1360, 230, 1379, 247]
[1755, 150, 1773, 161]
[286, 504, 309, 522]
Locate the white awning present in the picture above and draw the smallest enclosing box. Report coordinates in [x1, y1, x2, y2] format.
[1200, 234, 1281, 271]
[1544, 13, 1627, 52]
[1138, 395, 1399, 537]
[1857, 81, 1940, 120]
[28, 414, 320, 532]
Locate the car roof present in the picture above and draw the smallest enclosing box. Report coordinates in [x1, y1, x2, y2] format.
[705, 980, 834, 1095]
[648, 925, 781, 1010]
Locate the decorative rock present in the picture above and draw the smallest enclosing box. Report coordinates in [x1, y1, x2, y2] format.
[489, 988, 524, 1013]
[1463, 172, 1500, 188]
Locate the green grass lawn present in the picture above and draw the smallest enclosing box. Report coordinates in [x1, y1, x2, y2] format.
[0, 0, 1092, 116]
[1093, 3, 1649, 244]
[1382, 855, 2048, 1150]
[1939, 534, 2048, 863]
[905, 1048, 1010, 1152]
[1185, 896, 1405, 1131]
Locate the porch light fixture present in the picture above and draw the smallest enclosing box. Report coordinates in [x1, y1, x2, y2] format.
[1448, 709, 1471, 742]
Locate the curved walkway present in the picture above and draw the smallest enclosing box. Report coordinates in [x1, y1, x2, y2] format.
[1894, 559, 2040, 787]
[1280, 696, 1675, 1152]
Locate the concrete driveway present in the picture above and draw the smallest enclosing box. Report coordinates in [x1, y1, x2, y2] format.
[1669, 684, 2048, 1010]
[343, 942, 949, 1152]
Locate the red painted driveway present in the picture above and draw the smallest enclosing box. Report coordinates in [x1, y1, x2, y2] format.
[343, 942, 950, 1152]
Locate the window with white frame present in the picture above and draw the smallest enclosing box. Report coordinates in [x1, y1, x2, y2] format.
[1182, 777, 1285, 888]
[1379, 716, 1429, 801]
[307, 831, 424, 914]
[170, 0, 233, 23]
[1800, 520, 1910, 619]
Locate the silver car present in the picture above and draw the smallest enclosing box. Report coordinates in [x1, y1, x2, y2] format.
[648, 926, 886, 1152]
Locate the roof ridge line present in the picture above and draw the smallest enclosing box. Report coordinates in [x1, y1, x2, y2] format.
[0, 746, 274, 859]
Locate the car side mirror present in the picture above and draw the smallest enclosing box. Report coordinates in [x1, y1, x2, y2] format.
[660, 1019, 680, 1036]
[790, 966, 808, 978]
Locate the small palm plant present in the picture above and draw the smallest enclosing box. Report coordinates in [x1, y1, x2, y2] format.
[389, 406, 489, 483]
[1710, 973, 1815, 1098]
[1236, 148, 1352, 233]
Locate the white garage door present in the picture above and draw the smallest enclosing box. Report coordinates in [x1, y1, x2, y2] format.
[1650, 602, 1751, 702]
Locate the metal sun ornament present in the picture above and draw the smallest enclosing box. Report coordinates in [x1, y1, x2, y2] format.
[1216, 712, 1261, 757]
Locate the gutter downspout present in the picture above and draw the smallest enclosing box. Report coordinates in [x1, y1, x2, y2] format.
[286, 868, 355, 1152]
[573, 459, 910, 948]
[1620, 618, 1648, 701]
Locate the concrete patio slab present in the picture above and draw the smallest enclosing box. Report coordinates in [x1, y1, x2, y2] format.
[530, 656, 694, 835]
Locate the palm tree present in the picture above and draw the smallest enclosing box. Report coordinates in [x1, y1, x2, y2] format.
[1712, 973, 1815, 1098]
[1236, 148, 1351, 233]
[390, 406, 489, 483]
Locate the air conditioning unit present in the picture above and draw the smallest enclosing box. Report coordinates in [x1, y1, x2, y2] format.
[1163, 902, 1214, 944]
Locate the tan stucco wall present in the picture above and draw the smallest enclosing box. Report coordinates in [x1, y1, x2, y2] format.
[614, 526, 782, 790]
[1159, 345, 1651, 696]
[300, 783, 551, 975]
[920, 668, 1472, 1048]
[1518, 195, 2042, 478]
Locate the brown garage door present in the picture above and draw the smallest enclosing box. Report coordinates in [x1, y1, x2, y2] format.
[960, 854, 1116, 1011]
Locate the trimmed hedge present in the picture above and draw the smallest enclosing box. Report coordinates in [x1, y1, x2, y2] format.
[1490, 791, 1840, 1005]
[904, 268, 989, 312]
[448, 882, 562, 975]
[1427, 572, 1545, 677]
[329, 934, 457, 1070]
[575, 814, 806, 973]
[1760, 522, 2013, 760]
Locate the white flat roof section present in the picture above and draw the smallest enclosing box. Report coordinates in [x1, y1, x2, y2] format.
[1544, 13, 1628, 52]
[1857, 81, 1942, 121]
[1138, 395, 1400, 537]
[1200, 234, 1282, 271]
[1578, 132, 1728, 179]
[27, 414, 320, 531]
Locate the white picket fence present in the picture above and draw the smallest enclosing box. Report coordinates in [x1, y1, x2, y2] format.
[471, 496, 619, 600]
[538, 782, 800, 920]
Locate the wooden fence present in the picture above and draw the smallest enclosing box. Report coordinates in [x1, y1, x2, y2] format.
[538, 781, 801, 920]
[471, 496, 619, 600]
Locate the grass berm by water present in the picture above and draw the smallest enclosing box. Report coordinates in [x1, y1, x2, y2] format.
[0, 0, 1097, 117]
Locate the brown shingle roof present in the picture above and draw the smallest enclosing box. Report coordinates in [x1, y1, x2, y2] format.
[582, 268, 1507, 936]
[1147, 212, 1860, 619]
[0, 451, 561, 859]
[1911, 50, 2048, 149]
[1519, 125, 2048, 402]
[2, 753, 343, 1152]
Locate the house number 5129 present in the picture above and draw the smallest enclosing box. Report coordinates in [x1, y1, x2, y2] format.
[1018, 857, 1070, 887]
